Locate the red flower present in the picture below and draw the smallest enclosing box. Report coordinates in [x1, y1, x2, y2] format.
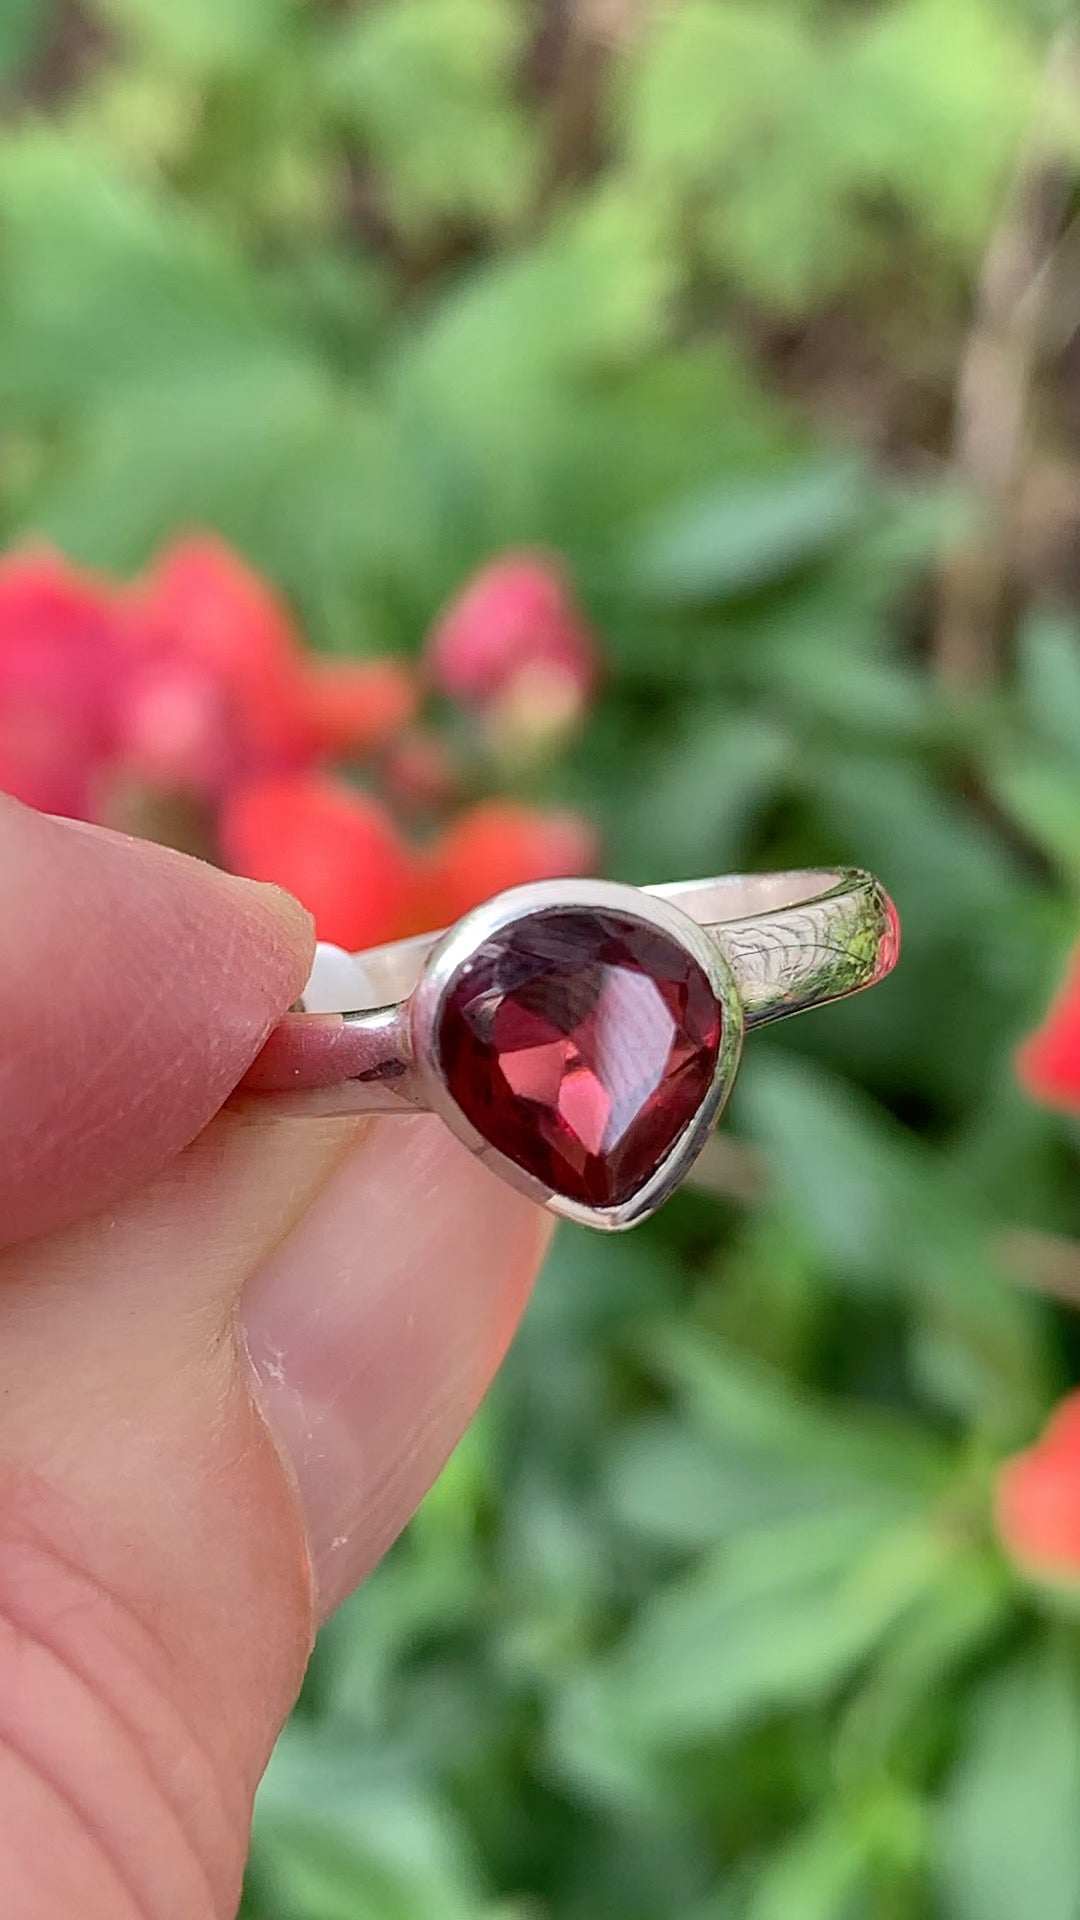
[419, 799, 599, 929]
[1017, 949, 1080, 1112]
[997, 1392, 1080, 1584]
[300, 658, 417, 760]
[0, 547, 124, 817]
[122, 535, 417, 795]
[426, 553, 598, 728]
[124, 535, 312, 789]
[219, 773, 414, 950]
[382, 728, 458, 815]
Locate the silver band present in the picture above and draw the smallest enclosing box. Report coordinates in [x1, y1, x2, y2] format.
[241, 867, 898, 1120]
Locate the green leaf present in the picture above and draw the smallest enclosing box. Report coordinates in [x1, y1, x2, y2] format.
[396, 182, 676, 411]
[577, 1508, 952, 1745]
[92, 0, 295, 69]
[743, 1805, 901, 1920]
[740, 1050, 1051, 1427]
[836, 1556, 1012, 1779]
[313, 1548, 480, 1732]
[251, 1729, 491, 1920]
[990, 751, 1080, 884]
[640, 1322, 950, 1497]
[0, 131, 294, 410]
[616, 2, 822, 188]
[843, 0, 1039, 255]
[0, 0, 55, 84]
[602, 1409, 930, 1553]
[936, 1642, 1080, 1920]
[630, 458, 870, 603]
[1017, 613, 1080, 758]
[322, 0, 536, 234]
[606, 712, 790, 880]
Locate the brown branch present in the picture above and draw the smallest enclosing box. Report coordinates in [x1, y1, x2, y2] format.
[532, 0, 652, 218]
[933, 27, 1080, 689]
[1000, 1225, 1080, 1310]
[686, 1131, 767, 1207]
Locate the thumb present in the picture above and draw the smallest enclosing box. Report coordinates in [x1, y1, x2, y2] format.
[0, 803, 548, 1920]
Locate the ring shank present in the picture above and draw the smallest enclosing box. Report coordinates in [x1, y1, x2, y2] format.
[300, 868, 895, 1025]
[236, 868, 898, 1117]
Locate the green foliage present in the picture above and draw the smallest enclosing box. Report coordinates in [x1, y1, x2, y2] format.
[629, 457, 870, 603]
[5, 1, 1080, 1915]
[0, 0, 53, 84]
[94, 0, 296, 71]
[937, 1645, 1080, 1920]
[616, 0, 1040, 308]
[322, 0, 537, 236]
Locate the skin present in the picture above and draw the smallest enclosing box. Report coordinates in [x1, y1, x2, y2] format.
[0, 796, 551, 1919]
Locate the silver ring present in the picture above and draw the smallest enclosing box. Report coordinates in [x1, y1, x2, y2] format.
[240, 868, 899, 1231]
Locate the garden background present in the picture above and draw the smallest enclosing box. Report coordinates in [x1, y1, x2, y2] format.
[5, 2, 1080, 1915]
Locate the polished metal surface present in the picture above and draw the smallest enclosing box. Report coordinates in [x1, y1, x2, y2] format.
[238, 868, 898, 1231]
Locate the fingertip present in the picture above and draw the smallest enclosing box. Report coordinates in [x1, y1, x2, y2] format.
[207, 870, 316, 1012]
[0, 802, 317, 1245]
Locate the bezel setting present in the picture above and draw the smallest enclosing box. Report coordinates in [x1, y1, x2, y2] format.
[408, 878, 745, 1231]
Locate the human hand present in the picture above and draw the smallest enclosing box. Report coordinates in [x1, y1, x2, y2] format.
[0, 796, 550, 1918]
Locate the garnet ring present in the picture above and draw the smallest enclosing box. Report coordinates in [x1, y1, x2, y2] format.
[242, 870, 899, 1231]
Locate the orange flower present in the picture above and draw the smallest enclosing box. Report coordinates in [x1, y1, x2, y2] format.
[996, 1392, 1080, 1584]
[419, 799, 599, 929]
[219, 772, 415, 950]
[1017, 949, 1080, 1113]
[300, 658, 416, 759]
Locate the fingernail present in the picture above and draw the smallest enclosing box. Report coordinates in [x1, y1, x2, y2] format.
[239, 1117, 548, 1616]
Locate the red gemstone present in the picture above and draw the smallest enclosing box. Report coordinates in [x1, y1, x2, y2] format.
[436, 907, 722, 1208]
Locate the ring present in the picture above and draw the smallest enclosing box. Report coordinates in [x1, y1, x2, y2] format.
[240, 869, 899, 1231]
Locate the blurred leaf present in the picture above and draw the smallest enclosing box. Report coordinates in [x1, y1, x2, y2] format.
[747, 1820, 870, 1920]
[602, 1407, 930, 1554]
[533, 345, 797, 570]
[740, 1050, 1051, 1427]
[92, 0, 294, 69]
[618, 0, 1037, 306]
[0, 132, 283, 409]
[395, 181, 677, 423]
[0, 0, 54, 84]
[617, 2, 821, 187]
[569, 1508, 952, 1748]
[251, 1729, 493, 1920]
[807, 752, 1018, 932]
[640, 1321, 950, 1495]
[1017, 612, 1080, 758]
[990, 751, 1080, 884]
[762, 639, 936, 744]
[630, 458, 869, 604]
[936, 1642, 1080, 1920]
[836, 1556, 1012, 1779]
[843, 0, 1039, 253]
[607, 712, 790, 879]
[313, 1548, 479, 1732]
[322, 0, 536, 234]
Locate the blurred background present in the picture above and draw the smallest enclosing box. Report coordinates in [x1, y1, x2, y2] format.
[5, 0, 1080, 1914]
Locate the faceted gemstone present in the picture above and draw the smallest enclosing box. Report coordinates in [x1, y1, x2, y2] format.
[436, 906, 722, 1208]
